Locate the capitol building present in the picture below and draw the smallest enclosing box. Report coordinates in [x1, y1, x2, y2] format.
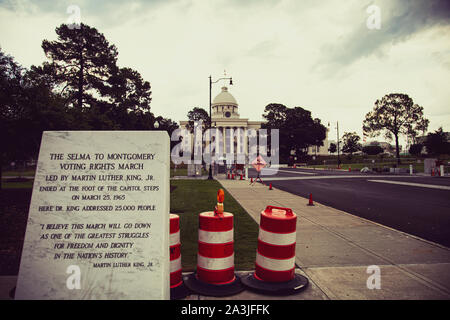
[180, 85, 263, 160]
[179, 85, 330, 161]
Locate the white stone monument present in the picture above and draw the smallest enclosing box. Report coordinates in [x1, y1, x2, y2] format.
[15, 131, 170, 300]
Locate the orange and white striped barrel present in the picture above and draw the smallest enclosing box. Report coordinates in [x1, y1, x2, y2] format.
[196, 211, 235, 284]
[255, 206, 297, 282]
[170, 214, 182, 288]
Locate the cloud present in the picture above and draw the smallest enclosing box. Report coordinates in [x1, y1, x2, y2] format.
[315, 0, 450, 73]
[1, 0, 449, 139]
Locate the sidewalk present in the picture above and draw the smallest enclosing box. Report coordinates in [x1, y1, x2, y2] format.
[212, 177, 450, 300]
[1, 177, 449, 300]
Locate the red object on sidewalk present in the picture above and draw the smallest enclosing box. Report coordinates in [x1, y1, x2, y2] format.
[170, 214, 182, 288]
[169, 214, 189, 299]
[197, 211, 235, 284]
[255, 206, 296, 282]
[349, 167, 351, 172]
[184, 190, 244, 296]
[240, 174, 243, 180]
[269, 183, 273, 190]
[307, 193, 314, 206]
[241, 206, 308, 295]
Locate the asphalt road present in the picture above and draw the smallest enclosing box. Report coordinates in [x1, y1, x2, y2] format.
[247, 167, 450, 248]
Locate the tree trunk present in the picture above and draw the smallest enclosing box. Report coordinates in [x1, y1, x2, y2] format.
[395, 133, 401, 165]
[78, 26, 84, 109]
[78, 54, 84, 108]
[0, 154, 3, 191]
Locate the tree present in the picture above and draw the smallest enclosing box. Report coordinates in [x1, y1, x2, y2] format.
[328, 142, 337, 154]
[362, 145, 383, 156]
[186, 107, 209, 132]
[0, 48, 25, 189]
[409, 143, 424, 156]
[363, 93, 428, 164]
[0, 48, 73, 190]
[342, 132, 362, 155]
[424, 127, 450, 156]
[107, 66, 152, 114]
[41, 23, 118, 109]
[262, 104, 327, 160]
[408, 118, 429, 144]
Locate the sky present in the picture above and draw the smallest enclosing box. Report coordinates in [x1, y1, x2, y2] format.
[1, 0, 449, 146]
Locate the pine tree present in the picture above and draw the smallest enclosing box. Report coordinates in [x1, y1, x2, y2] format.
[42, 23, 118, 109]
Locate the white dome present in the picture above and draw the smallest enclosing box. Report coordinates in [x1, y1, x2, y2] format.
[212, 86, 238, 106]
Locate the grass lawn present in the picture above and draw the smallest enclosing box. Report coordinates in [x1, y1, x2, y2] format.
[1, 179, 34, 189]
[0, 188, 32, 275]
[0, 178, 258, 275]
[170, 167, 188, 177]
[2, 170, 36, 177]
[170, 179, 259, 271]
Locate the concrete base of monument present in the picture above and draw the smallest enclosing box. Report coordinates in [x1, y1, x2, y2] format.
[184, 273, 245, 297]
[170, 282, 190, 300]
[241, 272, 309, 296]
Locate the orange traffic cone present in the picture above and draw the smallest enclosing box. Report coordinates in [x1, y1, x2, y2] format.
[307, 193, 314, 206]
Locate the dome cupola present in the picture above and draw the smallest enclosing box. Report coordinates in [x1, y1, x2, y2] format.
[212, 86, 239, 119]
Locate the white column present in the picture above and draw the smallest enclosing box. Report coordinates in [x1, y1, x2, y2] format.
[229, 127, 234, 157]
[215, 127, 220, 160]
[244, 127, 248, 157]
[237, 127, 241, 155]
[222, 127, 226, 157]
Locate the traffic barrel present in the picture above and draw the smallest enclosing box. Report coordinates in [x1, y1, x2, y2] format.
[185, 189, 244, 296]
[169, 214, 189, 299]
[241, 206, 308, 295]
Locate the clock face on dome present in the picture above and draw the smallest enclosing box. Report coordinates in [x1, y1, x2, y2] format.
[225, 111, 231, 118]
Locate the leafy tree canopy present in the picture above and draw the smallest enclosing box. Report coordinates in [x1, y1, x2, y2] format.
[262, 103, 327, 159]
[424, 127, 450, 156]
[363, 93, 428, 164]
[342, 132, 362, 155]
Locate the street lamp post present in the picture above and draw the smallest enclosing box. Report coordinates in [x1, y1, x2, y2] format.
[208, 75, 233, 180]
[336, 121, 340, 169]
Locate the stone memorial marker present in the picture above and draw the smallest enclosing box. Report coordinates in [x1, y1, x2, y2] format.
[15, 131, 170, 300]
